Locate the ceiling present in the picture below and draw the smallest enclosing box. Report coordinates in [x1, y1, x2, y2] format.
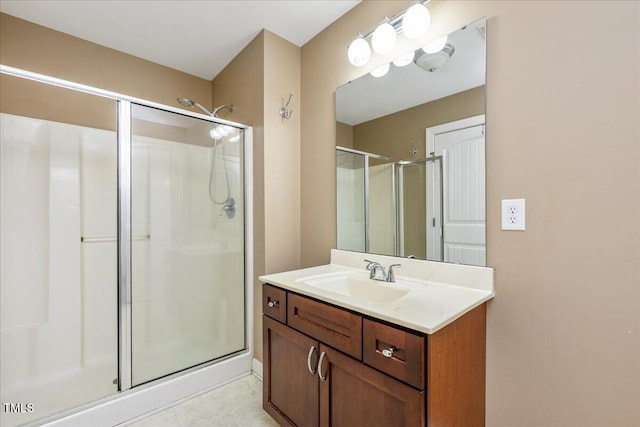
[0, 0, 361, 80]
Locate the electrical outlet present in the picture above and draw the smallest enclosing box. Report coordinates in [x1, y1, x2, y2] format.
[502, 199, 525, 230]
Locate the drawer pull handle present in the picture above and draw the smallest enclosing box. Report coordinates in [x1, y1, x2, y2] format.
[382, 346, 396, 358]
[307, 346, 317, 375]
[267, 300, 279, 308]
[317, 351, 328, 382]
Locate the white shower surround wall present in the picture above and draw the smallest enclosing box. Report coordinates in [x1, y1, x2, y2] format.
[0, 65, 255, 427]
[336, 157, 394, 255]
[0, 115, 120, 426]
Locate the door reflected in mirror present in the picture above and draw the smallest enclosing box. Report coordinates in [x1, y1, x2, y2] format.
[335, 18, 486, 266]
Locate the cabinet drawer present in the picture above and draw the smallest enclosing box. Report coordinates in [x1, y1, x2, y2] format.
[287, 293, 362, 359]
[363, 318, 425, 389]
[263, 284, 287, 323]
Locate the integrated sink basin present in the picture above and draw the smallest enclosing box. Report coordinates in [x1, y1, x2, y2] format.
[295, 272, 409, 303]
[260, 249, 495, 334]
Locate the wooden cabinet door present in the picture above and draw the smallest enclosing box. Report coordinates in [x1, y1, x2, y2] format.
[263, 316, 319, 427]
[318, 344, 424, 427]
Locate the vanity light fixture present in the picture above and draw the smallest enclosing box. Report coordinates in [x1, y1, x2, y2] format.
[210, 124, 233, 140]
[422, 35, 448, 54]
[210, 127, 222, 140]
[347, 36, 371, 67]
[346, 0, 432, 67]
[370, 63, 390, 78]
[392, 51, 415, 67]
[414, 43, 455, 72]
[402, 2, 430, 39]
[371, 20, 396, 55]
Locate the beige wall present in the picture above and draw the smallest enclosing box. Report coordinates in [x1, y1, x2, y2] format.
[0, 13, 211, 110]
[0, 12, 211, 131]
[336, 121, 354, 148]
[353, 86, 484, 160]
[301, 1, 640, 426]
[0, 73, 118, 130]
[263, 31, 301, 275]
[212, 30, 301, 362]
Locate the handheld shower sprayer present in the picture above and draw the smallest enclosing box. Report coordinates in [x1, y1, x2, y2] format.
[176, 97, 237, 218]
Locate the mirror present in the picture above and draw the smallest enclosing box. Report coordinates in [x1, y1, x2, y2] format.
[336, 18, 486, 266]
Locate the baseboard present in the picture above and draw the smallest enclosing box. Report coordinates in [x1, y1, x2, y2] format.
[252, 358, 263, 380]
[43, 352, 253, 426]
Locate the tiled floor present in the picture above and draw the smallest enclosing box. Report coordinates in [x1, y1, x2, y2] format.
[125, 374, 278, 427]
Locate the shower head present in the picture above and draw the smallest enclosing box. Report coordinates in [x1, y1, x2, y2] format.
[177, 97, 195, 107]
[176, 97, 214, 116]
[212, 104, 235, 118]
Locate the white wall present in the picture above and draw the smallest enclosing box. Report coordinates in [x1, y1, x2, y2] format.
[0, 113, 118, 426]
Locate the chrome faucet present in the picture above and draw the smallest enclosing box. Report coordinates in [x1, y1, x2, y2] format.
[365, 260, 385, 280]
[364, 260, 401, 283]
[387, 264, 401, 282]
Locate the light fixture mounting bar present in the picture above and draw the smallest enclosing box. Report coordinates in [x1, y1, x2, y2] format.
[359, 0, 431, 39]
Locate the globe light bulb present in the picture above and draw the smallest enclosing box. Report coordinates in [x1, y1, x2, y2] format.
[371, 22, 396, 55]
[210, 127, 222, 139]
[217, 125, 229, 137]
[370, 63, 390, 78]
[402, 3, 430, 40]
[422, 36, 448, 54]
[392, 51, 415, 67]
[347, 37, 371, 67]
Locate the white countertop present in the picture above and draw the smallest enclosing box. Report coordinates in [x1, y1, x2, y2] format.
[259, 250, 495, 334]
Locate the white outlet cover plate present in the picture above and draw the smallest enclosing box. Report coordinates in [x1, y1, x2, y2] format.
[502, 199, 526, 231]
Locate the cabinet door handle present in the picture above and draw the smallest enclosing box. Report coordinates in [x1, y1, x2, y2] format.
[382, 346, 396, 358]
[267, 299, 279, 308]
[307, 346, 317, 375]
[317, 351, 328, 382]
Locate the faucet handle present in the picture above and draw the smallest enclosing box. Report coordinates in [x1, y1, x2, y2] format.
[364, 259, 376, 270]
[387, 264, 401, 282]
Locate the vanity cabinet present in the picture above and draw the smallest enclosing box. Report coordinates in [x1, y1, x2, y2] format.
[262, 283, 487, 427]
[317, 343, 423, 426]
[263, 316, 319, 426]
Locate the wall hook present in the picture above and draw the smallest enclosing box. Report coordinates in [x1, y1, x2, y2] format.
[279, 94, 293, 119]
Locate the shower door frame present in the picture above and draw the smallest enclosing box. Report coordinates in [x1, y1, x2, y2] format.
[336, 146, 396, 255]
[0, 64, 255, 422]
[396, 156, 443, 260]
[336, 146, 445, 260]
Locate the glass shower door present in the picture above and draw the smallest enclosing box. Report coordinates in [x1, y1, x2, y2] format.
[336, 150, 365, 252]
[368, 158, 396, 256]
[130, 104, 245, 386]
[397, 161, 428, 259]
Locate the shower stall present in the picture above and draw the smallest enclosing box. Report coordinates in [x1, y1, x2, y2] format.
[336, 146, 443, 261]
[0, 66, 252, 426]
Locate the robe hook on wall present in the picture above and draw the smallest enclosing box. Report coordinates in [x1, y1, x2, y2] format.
[279, 94, 293, 119]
